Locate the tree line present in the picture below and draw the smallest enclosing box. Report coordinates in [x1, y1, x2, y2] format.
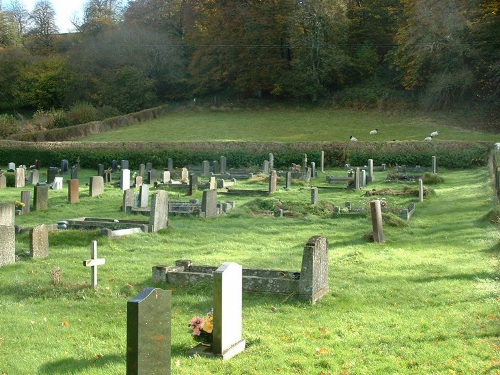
[0, 0, 498, 117]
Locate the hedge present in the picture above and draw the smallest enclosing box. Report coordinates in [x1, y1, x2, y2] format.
[0, 140, 491, 171]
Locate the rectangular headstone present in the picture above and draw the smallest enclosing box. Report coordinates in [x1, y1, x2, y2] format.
[135, 176, 143, 188]
[51, 176, 63, 190]
[147, 169, 158, 185]
[7, 162, 15, 171]
[34, 184, 49, 211]
[127, 288, 172, 375]
[111, 160, 118, 172]
[262, 160, 270, 175]
[220, 156, 226, 174]
[188, 174, 198, 195]
[320, 151, 325, 172]
[121, 160, 129, 170]
[311, 187, 318, 205]
[139, 184, 150, 208]
[21, 191, 30, 214]
[162, 171, 170, 183]
[201, 190, 218, 217]
[15, 167, 25, 188]
[47, 167, 58, 184]
[70, 164, 78, 180]
[149, 190, 168, 232]
[98, 164, 105, 177]
[168, 158, 173, 173]
[268, 170, 277, 194]
[298, 236, 329, 303]
[28, 169, 39, 185]
[285, 171, 291, 189]
[139, 164, 146, 177]
[68, 179, 80, 203]
[89, 176, 104, 197]
[213, 262, 246, 359]
[30, 224, 49, 259]
[61, 159, 69, 174]
[0, 174, 6, 188]
[209, 176, 217, 190]
[0, 225, 15, 267]
[181, 168, 189, 183]
[0, 203, 15, 226]
[202, 160, 210, 176]
[367, 159, 374, 183]
[121, 169, 131, 191]
[145, 162, 152, 172]
[123, 189, 135, 213]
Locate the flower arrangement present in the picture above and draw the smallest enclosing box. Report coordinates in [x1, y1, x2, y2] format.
[13, 200, 25, 210]
[188, 309, 213, 345]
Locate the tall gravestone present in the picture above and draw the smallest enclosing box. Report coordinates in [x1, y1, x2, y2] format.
[167, 158, 173, 173]
[15, 167, 25, 188]
[298, 236, 329, 303]
[68, 179, 80, 203]
[188, 174, 198, 195]
[121, 160, 130, 170]
[98, 164, 105, 177]
[201, 190, 218, 218]
[311, 187, 318, 205]
[21, 191, 30, 214]
[202, 160, 210, 176]
[262, 160, 270, 175]
[127, 288, 172, 375]
[34, 184, 49, 211]
[367, 159, 374, 183]
[370, 200, 385, 243]
[7, 162, 15, 171]
[149, 190, 168, 232]
[139, 164, 146, 177]
[0, 174, 6, 188]
[89, 176, 104, 197]
[0, 203, 15, 267]
[28, 169, 39, 185]
[285, 171, 292, 189]
[269, 170, 277, 194]
[139, 184, 150, 208]
[147, 169, 158, 185]
[61, 160, 69, 174]
[220, 156, 226, 174]
[30, 224, 49, 259]
[123, 189, 135, 213]
[213, 262, 246, 359]
[47, 167, 58, 184]
[121, 169, 131, 191]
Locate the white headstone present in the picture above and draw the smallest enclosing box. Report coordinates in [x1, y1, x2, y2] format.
[120, 169, 131, 191]
[51, 176, 63, 190]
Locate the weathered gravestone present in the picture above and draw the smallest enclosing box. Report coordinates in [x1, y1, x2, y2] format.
[188, 174, 198, 195]
[0, 203, 15, 226]
[202, 160, 210, 176]
[51, 176, 63, 190]
[111, 160, 118, 173]
[268, 170, 277, 194]
[123, 188, 135, 213]
[149, 190, 168, 232]
[28, 169, 39, 185]
[89, 176, 104, 197]
[71, 165, 78, 180]
[98, 164, 105, 177]
[139, 184, 149, 208]
[220, 156, 226, 174]
[262, 160, 270, 175]
[21, 191, 30, 214]
[68, 179, 79, 203]
[7, 162, 15, 171]
[0, 174, 6, 188]
[311, 187, 318, 205]
[188, 262, 246, 359]
[147, 169, 158, 185]
[121, 160, 130, 170]
[83, 240, 105, 289]
[298, 236, 329, 303]
[201, 189, 218, 218]
[0, 225, 15, 267]
[15, 167, 25, 188]
[370, 200, 385, 243]
[30, 224, 49, 258]
[127, 287, 172, 375]
[34, 184, 49, 211]
[61, 159, 69, 174]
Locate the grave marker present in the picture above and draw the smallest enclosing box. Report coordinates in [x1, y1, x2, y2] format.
[201, 190, 218, 217]
[139, 184, 150, 208]
[123, 189, 135, 213]
[298, 236, 329, 303]
[51, 176, 63, 190]
[15, 167, 25, 188]
[121, 169, 131, 191]
[30, 224, 49, 259]
[83, 240, 105, 289]
[368, 159, 374, 183]
[147, 169, 158, 185]
[28, 169, 39, 185]
[89, 176, 104, 197]
[47, 167, 58, 184]
[0, 203, 15, 226]
[220, 156, 227, 174]
[311, 187, 318, 204]
[126, 287, 172, 375]
[68, 179, 80, 203]
[121, 160, 130, 170]
[0, 174, 6, 188]
[269, 170, 277, 194]
[370, 200, 385, 243]
[61, 159, 69, 174]
[34, 184, 49, 211]
[7, 162, 15, 171]
[0, 225, 15, 267]
[21, 191, 30, 214]
[419, 178, 424, 202]
[149, 190, 168, 232]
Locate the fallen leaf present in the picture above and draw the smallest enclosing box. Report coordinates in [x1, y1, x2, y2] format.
[316, 347, 330, 355]
[62, 320, 70, 327]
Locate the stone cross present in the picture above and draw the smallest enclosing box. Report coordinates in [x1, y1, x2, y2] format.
[83, 240, 105, 288]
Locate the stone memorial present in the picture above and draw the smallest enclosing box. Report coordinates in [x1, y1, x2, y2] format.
[111, 160, 118, 172]
[269, 170, 277, 194]
[139, 184, 149, 208]
[311, 187, 318, 205]
[201, 190, 218, 218]
[0, 174, 6, 188]
[21, 191, 30, 214]
[121, 169, 131, 191]
[0, 225, 15, 267]
[71, 165, 78, 180]
[123, 189, 135, 213]
[7, 162, 15, 171]
[51, 176, 63, 190]
[89, 176, 104, 197]
[147, 169, 158, 185]
[47, 167, 58, 184]
[98, 164, 105, 177]
[30, 224, 49, 259]
[162, 171, 170, 183]
[262, 160, 270, 175]
[370, 200, 385, 243]
[15, 167, 25, 188]
[168, 158, 173, 173]
[139, 164, 145, 177]
[202, 160, 210, 176]
[0, 203, 15, 226]
[68, 179, 80, 203]
[61, 159, 69, 174]
[135, 176, 143, 188]
[298, 236, 329, 303]
[220, 156, 227, 174]
[180, 168, 189, 183]
[188, 174, 198, 195]
[149, 190, 168, 232]
[127, 288, 172, 375]
[34, 184, 49, 211]
[146, 162, 152, 172]
[121, 160, 129, 170]
[28, 169, 39, 185]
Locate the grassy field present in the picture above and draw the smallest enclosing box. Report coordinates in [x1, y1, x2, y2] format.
[0, 165, 498, 374]
[77, 108, 497, 142]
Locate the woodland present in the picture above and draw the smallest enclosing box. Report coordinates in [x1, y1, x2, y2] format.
[0, 0, 498, 126]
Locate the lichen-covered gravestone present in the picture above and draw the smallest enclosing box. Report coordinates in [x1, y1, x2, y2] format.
[127, 288, 172, 375]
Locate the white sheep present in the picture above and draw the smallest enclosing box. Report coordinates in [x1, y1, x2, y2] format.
[431, 131, 439, 137]
[370, 129, 378, 135]
[424, 136, 433, 141]
[350, 136, 358, 142]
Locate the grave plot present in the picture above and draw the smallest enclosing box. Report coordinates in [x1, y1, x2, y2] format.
[153, 236, 329, 303]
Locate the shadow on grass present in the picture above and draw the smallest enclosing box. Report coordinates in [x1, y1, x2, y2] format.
[38, 354, 124, 374]
[411, 271, 497, 283]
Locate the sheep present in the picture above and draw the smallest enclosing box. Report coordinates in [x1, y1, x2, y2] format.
[370, 129, 378, 135]
[424, 136, 433, 141]
[350, 136, 358, 142]
[431, 131, 439, 137]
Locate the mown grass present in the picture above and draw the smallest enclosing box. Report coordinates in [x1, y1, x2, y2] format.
[0, 165, 498, 374]
[77, 108, 497, 142]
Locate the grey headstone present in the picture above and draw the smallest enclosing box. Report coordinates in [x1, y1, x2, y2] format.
[367, 159, 374, 183]
[311, 187, 318, 205]
[127, 287, 172, 375]
[121, 160, 129, 170]
[139, 164, 146, 177]
[71, 165, 78, 180]
[168, 158, 173, 173]
[111, 160, 118, 172]
[7, 162, 15, 171]
[21, 191, 30, 214]
[147, 169, 158, 185]
[146, 162, 152, 172]
[269, 170, 277, 194]
[285, 171, 291, 189]
[139, 184, 150, 208]
[0, 203, 15, 226]
[202, 160, 210, 176]
[0, 174, 6, 188]
[269, 153, 274, 171]
[61, 160, 69, 174]
[47, 167, 58, 184]
[0, 225, 15, 267]
[149, 190, 168, 232]
[89, 176, 104, 197]
[123, 189, 135, 213]
[162, 171, 170, 183]
[188, 174, 198, 195]
[262, 160, 270, 175]
[298, 236, 329, 303]
[15, 167, 25, 188]
[30, 224, 49, 259]
[98, 164, 105, 177]
[220, 156, 226, 174]
[201, 190, 218, 217]
[34, 184, 49, 211]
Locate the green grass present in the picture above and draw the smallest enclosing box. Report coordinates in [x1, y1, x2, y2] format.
[0, 166, 498, 374]
[77, 108, 497, 142]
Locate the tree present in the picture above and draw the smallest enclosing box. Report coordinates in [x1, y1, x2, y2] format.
[3, 0, 31, 35]
[79, 0, 121, 35]
[26, 0, 58, 55]
[0, 9, 22, 46]
[389, 0, 475, 109]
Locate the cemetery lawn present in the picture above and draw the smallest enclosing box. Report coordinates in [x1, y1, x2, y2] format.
[77, 108, 496, 142]
[0, 167, 499, 374]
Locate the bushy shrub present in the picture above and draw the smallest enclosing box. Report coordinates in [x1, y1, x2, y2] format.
[68, 102, 98, 125]
[51, 109, 70, 128]
[0, 114, 18, 138]
[32, 110, 55, 130]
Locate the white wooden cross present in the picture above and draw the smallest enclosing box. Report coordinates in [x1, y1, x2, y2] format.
[83, 240, 105, 289]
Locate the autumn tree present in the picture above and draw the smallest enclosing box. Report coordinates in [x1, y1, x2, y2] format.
[0, 9, 22, 46]
[78, 0, 121, 35]
[3, 0, 31, 35]
[26, 0, 58, 55]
